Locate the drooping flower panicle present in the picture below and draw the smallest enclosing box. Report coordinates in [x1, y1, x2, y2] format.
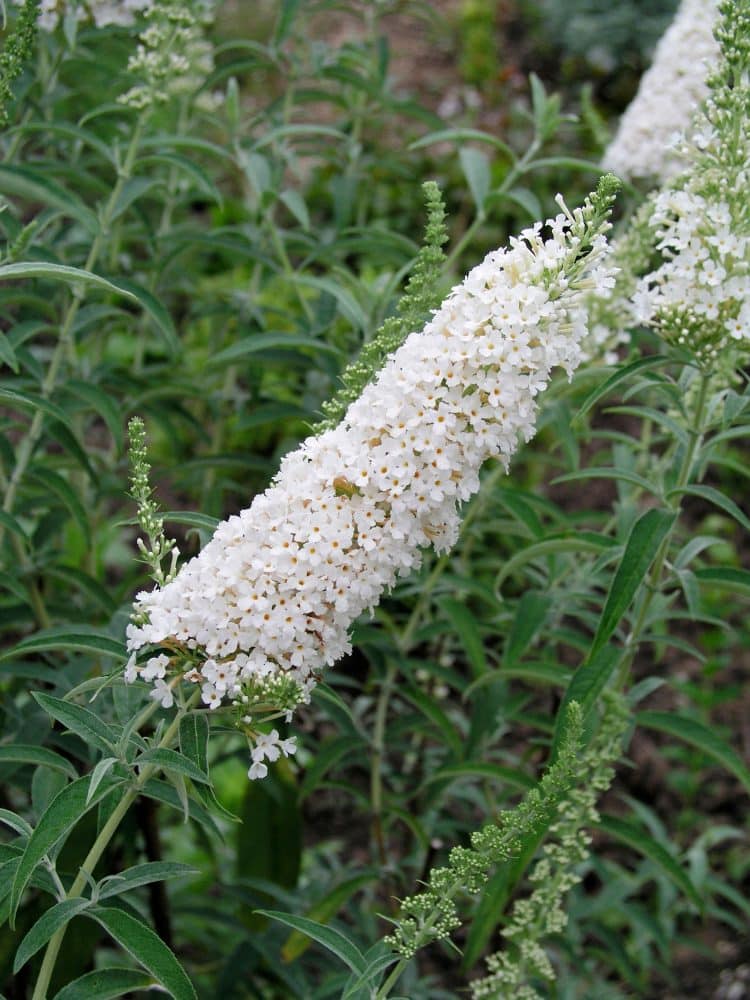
[602, 0, 720, 184]
[126, 177, 619, 777]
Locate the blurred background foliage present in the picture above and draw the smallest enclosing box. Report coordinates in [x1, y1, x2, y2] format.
[0, 1, 747, 998]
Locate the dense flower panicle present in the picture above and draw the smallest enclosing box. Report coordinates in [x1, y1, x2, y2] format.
[631, 0, 750, 366]
[602, 0, 719, 183]
[126, 180, 618, 777]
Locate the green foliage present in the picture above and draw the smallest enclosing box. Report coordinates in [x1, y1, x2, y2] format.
[0, 2, 748, 999]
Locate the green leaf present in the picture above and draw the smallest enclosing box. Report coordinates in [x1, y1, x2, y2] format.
[408, 127, 514, 159]
[137, 153, 223, 204]
[638, 711, 750, 795]
[422, 761, 534, 793]
[294, 276, 368, 331]
[591, 508, 676, 658]
[498, 661, 571, 687]
[495, 534, 615, 595]
[257, 910, 367, 976]
[0, 329, 19, 371]
[9, 121, 114, 164]
[299, 734, 364, 799]
[178, 712, 239, 823]
[136, 748, 210, 785]
[86, 758, 119, 806]
[437, 598, 487, 676]
[0, 807, 32, 837]
[281, 873, 376, 962]
[63, 379, 124, 453]
[0, 509, 28, 541]
[140, 778, 223, 839]
[14, 898, 91, 972]
[0, 386, 70, 426]
[493, 185, 541, 220]
[552, 467, 658, 495]
[253, 123, 347, 149]
[694, 567, 750, 596]
[237, 768, 302, 899]
[668, 484, 750, 533]
[459, 147, 491, 211]
[551, 645, 621, 758]
[140, 133, 234, 162]
[179, 713, 209, 773]
[272, 0, 302, 43]
[162, 510, 220, 533]
[209, 332, 343, 367]
[3, 628, 125, 662]
[27, 467, 90, 547]
[503, 591, 552, 665]
[9, 775, 116, 925]
[98, 861, 198, 900]
[0, 745, 77, 779]
[599, 814, 703, 910]
[400, 686, 463, 759]
[106, 277, 179, 355]
[33, 693, 119, 755]
[0, 262, 136, 297]
[0, 165, 98, 232]
[52, 968, 156, 1000]
[86, 906, 197, 1000]
[111, 177, 161, 222]
[573, 355, 670, 424]
[280, 188, 310, 230]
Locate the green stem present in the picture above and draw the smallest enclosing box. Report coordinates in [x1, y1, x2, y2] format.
[615, 372, 711, 689]
[31, 691, 199, 1000]
[370, 660, 397, 868]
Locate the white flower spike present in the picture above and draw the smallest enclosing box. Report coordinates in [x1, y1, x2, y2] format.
[602, 0, 720, 184]
[127, 178, 619, 779]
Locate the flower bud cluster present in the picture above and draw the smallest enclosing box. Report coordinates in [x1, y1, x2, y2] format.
[126, 179, 618, 778]
[118, 0, 215, 110]
[388, 703, 586, 958]
[470, 694, 629, 999]
[602, 0, 719, 184]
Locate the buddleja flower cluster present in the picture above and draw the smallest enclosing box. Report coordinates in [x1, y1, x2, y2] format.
[14, 0, 153, 31]
[470, 694, 630, 1000]
[602, 0, 719, 183]
[119, 0, 215, 110]
[126, 176, 619, 779]
[632, 0, 750, 369]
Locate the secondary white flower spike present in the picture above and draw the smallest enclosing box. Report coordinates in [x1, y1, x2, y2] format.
[127, 178, 619, 778]
[602, 0, 720, 184]
[16, 0, 154, 31]
[631, 0, 750, 368]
